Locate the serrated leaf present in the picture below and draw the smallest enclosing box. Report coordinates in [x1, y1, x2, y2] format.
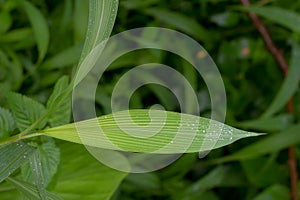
[42, 109, 261, 154]
[22, 139, 60, 188]
[262, 42, 300, 118]
[239, 6, 300, 33]
[47, 76, 71, 127]
[7, 92, 47, 131]
[6, 177, 62, 200]
[20, 0, 49, 63]
[0, 141, 35, 183]
[29, 151, 46, 200]
[0, 107, 15, 140]
[52, 142, 126, 200]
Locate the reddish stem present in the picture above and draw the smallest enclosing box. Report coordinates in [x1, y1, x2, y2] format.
[240, 0, 298, 199]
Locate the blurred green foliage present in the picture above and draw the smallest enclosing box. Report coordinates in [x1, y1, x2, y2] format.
[0, 0, 300, 199]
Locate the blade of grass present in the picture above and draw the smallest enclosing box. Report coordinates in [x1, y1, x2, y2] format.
[42, 109, 261, 154]
[20, 0, 49, 64]
[238, 6, 300, 33]
[262, 42, 300, 118]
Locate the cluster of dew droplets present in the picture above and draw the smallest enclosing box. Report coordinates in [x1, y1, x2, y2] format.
[0, 142, 33, 178]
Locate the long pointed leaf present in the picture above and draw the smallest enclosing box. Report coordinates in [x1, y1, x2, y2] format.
[262, 42, 300, 118]
[20, 0, 49, 63]
[239, 6, 300, 33]
[42, 109, 260, 154]
[78, 0, 118, 65]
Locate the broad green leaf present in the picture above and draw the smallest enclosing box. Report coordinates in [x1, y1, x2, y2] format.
[78, 0, 118, 65]
[7, 92, 47, 131]
[6, 177, 62, 200]
[237, 114, 293, 132]
[239, 6, 300, 33]
[42, 109, 260, 154]
[144, 8, 209, 41]
[0, 142, 35, 183]
[212, 124, 300, 163]
[47, 76, 71, 127]
[21, 138, 60, 198]
[52, 142, 127, 200]
[0, 107, 15, 140]
[262, 42, 300, 118]
[41, 43, 83, 70]
[253, 184, 290, 200]
[20, 0, 49, 63]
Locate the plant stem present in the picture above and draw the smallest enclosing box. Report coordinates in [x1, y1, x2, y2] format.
[0, 132, 43, 146]
[240, 0, 298, 199]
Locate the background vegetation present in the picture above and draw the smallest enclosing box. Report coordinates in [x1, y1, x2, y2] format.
[0, 0, 300, 199]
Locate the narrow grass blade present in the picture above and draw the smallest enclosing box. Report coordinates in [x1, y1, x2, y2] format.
[78, 0, 118, 65]
[144, 8, 209, 41]
[20, 0, 49, 63]
[42, 109, 261, 154]
[237, 114, 293, 132]
[238, 6, 300, 33]
[262, 42, 300, 118]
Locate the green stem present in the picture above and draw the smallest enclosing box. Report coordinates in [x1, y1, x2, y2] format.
[0, 132, 44, 146]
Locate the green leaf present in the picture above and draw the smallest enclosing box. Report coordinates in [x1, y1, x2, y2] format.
[0, 11, 12, 34]
[253, 184, 290, 200]
[21, 139, 60, 198]
[28, 151, 47, 200]
[6, 177, 62, 200]
[0, 107, 15, 140]
[47, 76, 71, 127]
[20, 0, 50, 63]
[239, 6, 300, 33]
[0, 142, 35, 183]
[237, 114, 293, 132]
[173, 166, 226, 199]
[42, 109, 261, 154]
[125, 173, 160, 190]
[262, 42, 300, 118]
[78, 0, 118, 65]
[41, 43, 83, 70]
[52, 142, 127, 200]
[241, 155, 284, 187]
[0, 28, 32, 43]
[213, 124, 300, 163]
[144, 8, 209, 41]
[7, 92, 47, 131]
